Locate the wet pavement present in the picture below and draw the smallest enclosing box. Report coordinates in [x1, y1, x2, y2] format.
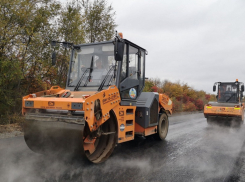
[1, 113, 245, 182]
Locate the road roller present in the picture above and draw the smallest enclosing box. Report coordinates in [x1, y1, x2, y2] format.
[22, 33, 172, 163]
[204, 79, 244, 126]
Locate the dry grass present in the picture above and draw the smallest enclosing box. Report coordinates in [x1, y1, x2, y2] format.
[0, 123, 23, 133]
[0, 113, 24, 133]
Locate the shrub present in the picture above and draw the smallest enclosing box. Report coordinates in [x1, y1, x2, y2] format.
[172, 98, 183, 112]
[184, 102, 196, 112]
[195, 99, 204, 111]
[151, 86, 158, 92]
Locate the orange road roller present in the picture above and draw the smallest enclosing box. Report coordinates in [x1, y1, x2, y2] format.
[22, 33, 172, 163]
[204, 79, 244, 125]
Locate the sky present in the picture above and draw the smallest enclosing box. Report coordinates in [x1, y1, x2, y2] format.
[107, 0, 245, 93]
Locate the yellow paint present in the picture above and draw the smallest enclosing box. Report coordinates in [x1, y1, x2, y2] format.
[206, 106, 212, 109]
[234, 108, 240, 110]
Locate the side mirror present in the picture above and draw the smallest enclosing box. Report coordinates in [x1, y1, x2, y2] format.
[241, 85, 244, 92]
[114, 41, 125, 61]
[52, 51, 56, 66]
[51, 41, 57, 47]
[213, 85, 216, 92]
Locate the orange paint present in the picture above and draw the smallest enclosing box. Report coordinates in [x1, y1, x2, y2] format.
[204, 105, 244, 120]
[22, 85, 173, 143]
[135, 123, 157, 136]
[159, 93, 172, 114]
[113, 105, 136, 143]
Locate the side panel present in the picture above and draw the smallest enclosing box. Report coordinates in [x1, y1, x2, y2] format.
[135, 123, 157, 136]
[135, 92, 159, 128]
[84, 86, 121, 132]
[113, 105, 136, 143]
[133, 92, 172, 137]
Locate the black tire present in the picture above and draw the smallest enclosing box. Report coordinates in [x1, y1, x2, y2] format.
[154, 113, 169, 140]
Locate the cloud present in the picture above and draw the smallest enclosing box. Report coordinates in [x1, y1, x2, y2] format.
[109, 0, 245, 93]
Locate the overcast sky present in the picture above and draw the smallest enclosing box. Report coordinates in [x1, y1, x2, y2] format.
[107, 0, 245, 93]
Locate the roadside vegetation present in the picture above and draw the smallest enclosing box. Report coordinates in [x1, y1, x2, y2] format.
[144, 78, 216, 113]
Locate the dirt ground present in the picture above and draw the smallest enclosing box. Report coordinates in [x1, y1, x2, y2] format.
[0, 123, 23, 139]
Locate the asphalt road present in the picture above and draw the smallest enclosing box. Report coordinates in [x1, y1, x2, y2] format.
[1, 113, 245, 182]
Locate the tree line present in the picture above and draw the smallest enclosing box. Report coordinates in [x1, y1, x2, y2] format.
[144, 78, 216, 112]
[0, 0, 116, 123]
[0, 0, 216, 124]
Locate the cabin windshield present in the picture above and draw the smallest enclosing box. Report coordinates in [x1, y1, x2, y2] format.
[68, 43, 117, 90]
[217, 83, 239, 103]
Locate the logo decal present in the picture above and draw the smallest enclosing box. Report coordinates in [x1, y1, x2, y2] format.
[119, 111, 124, 116]
[102, 94, 119, 104]
[129, 88, 137, 99]
[120, 124, 125, 131]
[48, 101, 55, 106]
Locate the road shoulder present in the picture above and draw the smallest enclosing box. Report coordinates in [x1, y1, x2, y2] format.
[0, 123, 23, 139]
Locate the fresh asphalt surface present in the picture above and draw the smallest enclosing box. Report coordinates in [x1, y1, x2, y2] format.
[1, 113, 245, 182]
